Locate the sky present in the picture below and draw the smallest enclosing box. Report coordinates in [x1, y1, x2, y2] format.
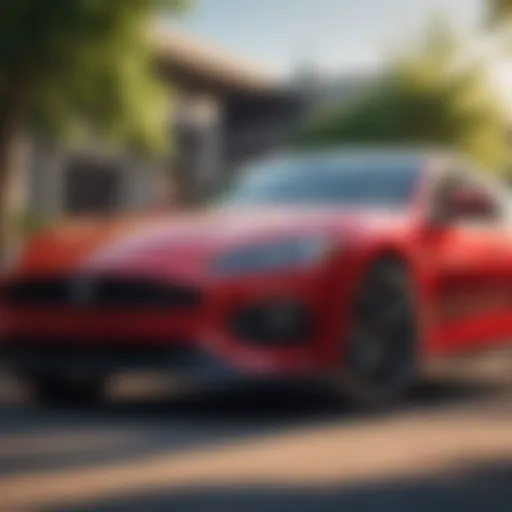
[170, 0, 485, 77]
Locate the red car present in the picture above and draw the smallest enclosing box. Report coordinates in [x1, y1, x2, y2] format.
[1, 149, 511, 408]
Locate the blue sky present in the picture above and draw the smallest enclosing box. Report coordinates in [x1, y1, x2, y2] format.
[170, 0, 484, 76]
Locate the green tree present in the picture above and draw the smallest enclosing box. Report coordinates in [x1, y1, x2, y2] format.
[296, 19, 510, 172]
[0, 0, 186, 246]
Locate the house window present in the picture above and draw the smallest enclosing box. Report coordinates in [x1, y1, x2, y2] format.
[64, 158, 121, 215]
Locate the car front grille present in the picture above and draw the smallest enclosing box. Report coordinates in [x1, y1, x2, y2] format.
[1, 275, 202, 310]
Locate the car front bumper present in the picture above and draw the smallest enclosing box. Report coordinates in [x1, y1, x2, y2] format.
[0, 265, 350, 379]
[0, 340, 244, 383]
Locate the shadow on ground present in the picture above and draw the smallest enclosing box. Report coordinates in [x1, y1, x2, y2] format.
[44, 459, 512, 512]
[0, 375, 505, 477]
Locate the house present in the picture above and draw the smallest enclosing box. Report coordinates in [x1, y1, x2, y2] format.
[21, 28, 303, 221]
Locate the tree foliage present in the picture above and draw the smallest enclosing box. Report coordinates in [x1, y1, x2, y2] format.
[0, 0, 187, 155]
[0, 0, 187, 251]
[296, 19, 510, 171]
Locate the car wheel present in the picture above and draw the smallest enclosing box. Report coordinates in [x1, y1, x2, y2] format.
[29, 374, 107, 407]
[339, 259, 418, 410]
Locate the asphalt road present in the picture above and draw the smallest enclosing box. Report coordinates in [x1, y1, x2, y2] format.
[1, 354, 512, 512]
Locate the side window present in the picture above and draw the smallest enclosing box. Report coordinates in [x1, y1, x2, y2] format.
[431, 169, 502, 225]
[459, 174, 503, 223]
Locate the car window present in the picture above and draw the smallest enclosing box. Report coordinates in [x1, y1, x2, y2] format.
[474, 172, 512, 221]
[218, 157, 420, 208]
[432, 167, 504, 225]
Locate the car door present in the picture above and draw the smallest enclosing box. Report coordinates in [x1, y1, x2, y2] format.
[425, 168, 505, 353]
[474, 175, 512, 344]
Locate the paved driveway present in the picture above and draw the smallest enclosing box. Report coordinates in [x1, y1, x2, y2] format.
[0, 354, 511, 512]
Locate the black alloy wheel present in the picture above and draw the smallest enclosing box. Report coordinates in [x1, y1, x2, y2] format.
[340, 260, 418, 409]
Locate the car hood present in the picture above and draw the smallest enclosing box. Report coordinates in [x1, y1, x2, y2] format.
[16, 207, 410, 278]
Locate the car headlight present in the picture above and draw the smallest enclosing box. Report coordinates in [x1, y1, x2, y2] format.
[213, 236, 336, 276]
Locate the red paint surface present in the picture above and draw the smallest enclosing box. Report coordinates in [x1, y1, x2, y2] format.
[3, 158, 512, 377]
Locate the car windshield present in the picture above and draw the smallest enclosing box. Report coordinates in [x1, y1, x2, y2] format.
[218, 156, 420, 208]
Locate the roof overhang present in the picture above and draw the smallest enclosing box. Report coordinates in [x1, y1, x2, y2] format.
[151, 26, 278, 95]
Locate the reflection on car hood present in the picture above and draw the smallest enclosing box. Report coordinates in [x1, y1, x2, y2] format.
[17, 207, 410, 276]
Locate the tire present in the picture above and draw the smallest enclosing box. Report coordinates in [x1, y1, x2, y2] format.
[28, 374, 106, 407]
[339, 259, 419, 410]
